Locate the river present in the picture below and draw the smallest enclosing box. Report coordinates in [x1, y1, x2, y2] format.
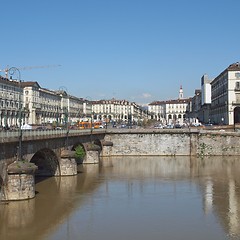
[0, 156, 240, 240]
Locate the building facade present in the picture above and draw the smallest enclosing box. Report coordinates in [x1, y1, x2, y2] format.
[0, 76, 24, 129]
[210, 62, 240, 125]
[199, 74, 211, 123]
[148, 86, 191, 125]
[9, 63, 240, 128]
[0, 76, 90, 128]
[0, 74, 149, 128]
[92, 99, 147, 125]
[186, 89, 201, 124]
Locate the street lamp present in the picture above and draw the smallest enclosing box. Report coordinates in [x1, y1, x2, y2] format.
[9, 67, 22, 161]
[59, 86, 69, 148]
[85, 96, 93, 141]
[128, 104, 132, 129]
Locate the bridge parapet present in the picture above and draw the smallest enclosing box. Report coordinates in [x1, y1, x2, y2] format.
[0, 129, 106, 142]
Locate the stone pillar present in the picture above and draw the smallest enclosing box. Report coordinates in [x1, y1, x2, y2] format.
[59, 150, 77, 176]
[1, 161, 37, 201]
[189, 129, 198, 156]
[83, 143, 101, 164]
[101, 140, 113, 157]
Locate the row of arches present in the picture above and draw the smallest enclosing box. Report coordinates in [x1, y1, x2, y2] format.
[29, 139, 103, 177]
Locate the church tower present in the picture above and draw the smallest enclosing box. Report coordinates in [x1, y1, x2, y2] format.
[179, 85, 184, 99]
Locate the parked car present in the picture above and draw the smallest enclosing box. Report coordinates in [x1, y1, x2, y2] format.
[191, 122, 202, 127]
[154, 124, 163, 129]
[163, 124, 174, 129]
[36, 126, 47, 130]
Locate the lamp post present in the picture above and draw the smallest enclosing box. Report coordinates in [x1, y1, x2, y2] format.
[65, 93, 69, 148]
[9, 67, 22, 161]
[128, 104, 132, 129]
[59, 86, 69, 148]
[85, 96, 93, 142]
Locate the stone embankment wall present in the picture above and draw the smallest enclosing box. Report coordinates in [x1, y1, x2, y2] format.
[196, 131, 240, 156]
[105, 129, 240, 156]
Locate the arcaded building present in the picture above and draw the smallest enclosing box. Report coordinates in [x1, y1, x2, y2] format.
[148, 86, 191, 125]
[210, 62, 240, 125]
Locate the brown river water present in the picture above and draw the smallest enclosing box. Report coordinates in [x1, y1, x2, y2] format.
[1, 156, 240, 240]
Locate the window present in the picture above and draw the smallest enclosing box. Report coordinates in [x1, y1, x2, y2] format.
[236, 82, 240, 90]
[235, 72, 240, 79]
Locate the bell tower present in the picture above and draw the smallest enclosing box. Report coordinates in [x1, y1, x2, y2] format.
[179, 85, 184, 99]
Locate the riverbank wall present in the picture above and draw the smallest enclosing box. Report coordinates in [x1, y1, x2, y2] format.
[104, 129, 240, 156]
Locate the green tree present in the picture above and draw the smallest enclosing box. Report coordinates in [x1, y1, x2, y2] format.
[75, 145, 86, 159]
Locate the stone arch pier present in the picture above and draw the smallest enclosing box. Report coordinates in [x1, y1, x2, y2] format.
[30, 148, 60, 177]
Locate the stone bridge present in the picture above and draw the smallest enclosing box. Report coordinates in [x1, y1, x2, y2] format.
[1, 127, 240, 201]
[0, 129, 110, 172]
[0, 129, 113, 201]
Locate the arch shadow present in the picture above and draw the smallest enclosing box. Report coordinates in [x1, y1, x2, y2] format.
[93, 139, 103, 152]
[30, 148, 60, 182]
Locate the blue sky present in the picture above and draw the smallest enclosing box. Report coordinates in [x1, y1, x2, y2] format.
[1, 0, 240, 104]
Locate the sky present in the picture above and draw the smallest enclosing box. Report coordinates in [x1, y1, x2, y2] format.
[1, 0, 240, 105]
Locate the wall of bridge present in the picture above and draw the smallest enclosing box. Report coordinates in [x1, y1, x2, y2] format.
[1, 128, 240, 201]
[104, 129, 240, 156]
[1, 129, 240, 168]
[0, 131, 105, 189]
[1, 129, 240, 184]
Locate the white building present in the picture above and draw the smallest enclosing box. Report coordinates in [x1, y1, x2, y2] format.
[201, 74, 211, 105]
[92, 99, 147, 125]
[22, 81, 41, 125]
[148, 86, 191, 125]
[0, 76, 23, 128]
[199, 74, 212, 123]
[7, 81, 87, 127]
[210, 62, 240, 125]
[1, 75, 149, 128]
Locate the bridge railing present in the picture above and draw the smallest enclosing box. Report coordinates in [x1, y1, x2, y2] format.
[0, 128, 106, 140]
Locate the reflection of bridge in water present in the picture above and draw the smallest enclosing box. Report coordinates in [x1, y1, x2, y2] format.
[0, 164, 101, 240]
[1, 156, 240, 239]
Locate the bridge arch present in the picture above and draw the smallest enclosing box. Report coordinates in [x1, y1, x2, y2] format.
[71, 143, 86, 164]
[71, 140, 103, 155]
[30, 148, 60, 176]
[93, 139, 103, 151]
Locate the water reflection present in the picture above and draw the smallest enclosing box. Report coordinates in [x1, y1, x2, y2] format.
[0, 156, 240, 240]
[0, 164, 100, 240]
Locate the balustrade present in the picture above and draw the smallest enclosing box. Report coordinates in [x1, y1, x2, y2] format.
[0, 128, 106, 140]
